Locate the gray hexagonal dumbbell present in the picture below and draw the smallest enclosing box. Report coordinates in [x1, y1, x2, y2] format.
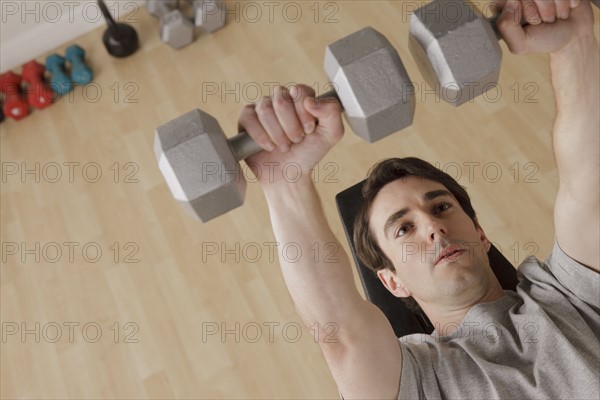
[146, 0, 194, 49]
[409, 0, 599, 107]
[409, 0, 501, 107]
[155, 27, 415, 222]
[192, 0, 226, 33]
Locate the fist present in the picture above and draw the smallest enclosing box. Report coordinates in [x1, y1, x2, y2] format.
[494, 0, 596, 55]
[238, 84, 344, 187]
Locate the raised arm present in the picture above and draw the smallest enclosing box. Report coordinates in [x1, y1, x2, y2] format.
[497, 0, 599, 271]
[240, 85, 402, 399]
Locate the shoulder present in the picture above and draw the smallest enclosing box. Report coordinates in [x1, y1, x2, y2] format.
[516, 239, 600, 313]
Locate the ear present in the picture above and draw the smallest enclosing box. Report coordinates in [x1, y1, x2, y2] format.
[377, 269, 412, 298]
[474, 220, 492, 252]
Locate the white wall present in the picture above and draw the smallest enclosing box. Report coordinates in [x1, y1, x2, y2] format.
[0, 0, 144, 73]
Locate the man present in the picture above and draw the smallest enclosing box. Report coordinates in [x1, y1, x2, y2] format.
[238, 0, 599, 398]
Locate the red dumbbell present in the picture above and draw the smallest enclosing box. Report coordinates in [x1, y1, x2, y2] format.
[22, 60, 54, 109]
[0, 72, 29, 120]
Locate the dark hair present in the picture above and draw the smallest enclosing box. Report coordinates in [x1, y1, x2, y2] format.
[353, 158, 478, 313]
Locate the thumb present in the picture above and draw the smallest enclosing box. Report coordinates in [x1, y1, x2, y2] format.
[304, 96, 344, 143]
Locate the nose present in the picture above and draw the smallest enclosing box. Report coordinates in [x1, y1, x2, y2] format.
[425, 216, 449, 243]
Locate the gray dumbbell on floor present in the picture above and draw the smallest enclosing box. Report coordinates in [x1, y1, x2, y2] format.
[409, 0, 599, 106]
[154, 27, 415, 222]
[146, 0, 194, 49]
[191, 0, 226, 33]
[146, 0, 226, 49]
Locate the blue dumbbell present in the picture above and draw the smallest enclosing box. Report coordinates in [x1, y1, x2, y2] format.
[45, 54, 73, 95]
[65, 44, 93, 85]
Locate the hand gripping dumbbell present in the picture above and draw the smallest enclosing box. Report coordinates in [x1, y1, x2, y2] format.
[98, 0, 139, 58]
[146, 0, 194, 49]
[45, 54, 72, 95]
[154, 27, 415, 222]
[65, 45, 93, 85]
[409, 0, 599, 106]
[191, 0, 225, 33]
[0, 72, 30, 120]
[21, 60, 54, 109]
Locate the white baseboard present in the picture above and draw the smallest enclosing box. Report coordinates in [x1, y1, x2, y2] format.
[0, 1, 144, 73]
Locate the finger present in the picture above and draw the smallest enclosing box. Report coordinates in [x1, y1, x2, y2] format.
[238, 104, 276, 152]
[497, 0, 530, 54]
[532, 0, 557, 22]
[255, 95, 291, 153]
[272, 86, 305, 145]
[554, 0, 571, 19]
[521, 0, 543, 24]
[290, 84, 317, 135]
[303, 95, 344, 145]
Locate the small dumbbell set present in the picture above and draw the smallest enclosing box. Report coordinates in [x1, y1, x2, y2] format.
[0, 44, 93, 122]
[1, 1, 226, 123]
[145, 0, 226, 49]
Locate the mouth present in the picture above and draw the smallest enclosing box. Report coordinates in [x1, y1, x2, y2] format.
[435, 244, 465, 266]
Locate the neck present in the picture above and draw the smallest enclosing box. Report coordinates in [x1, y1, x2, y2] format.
[424, 283, 505, 336]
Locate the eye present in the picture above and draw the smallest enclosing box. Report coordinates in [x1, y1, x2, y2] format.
[395, 223, 412, 238]
[434, 201, 452, 214]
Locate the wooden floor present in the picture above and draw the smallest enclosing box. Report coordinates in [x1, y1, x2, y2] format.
[1, 2, 598, 399]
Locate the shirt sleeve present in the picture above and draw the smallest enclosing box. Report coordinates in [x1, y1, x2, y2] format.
[397, 341, 427, 400]
[545, 239, 600, 313]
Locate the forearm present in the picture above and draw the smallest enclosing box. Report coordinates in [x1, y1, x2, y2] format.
[262, 178, 363, 329]
[548, 29, 599, 269]
[550, 33, 600, 199]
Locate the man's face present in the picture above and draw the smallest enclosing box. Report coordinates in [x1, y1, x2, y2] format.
[369, 176, 495, 309]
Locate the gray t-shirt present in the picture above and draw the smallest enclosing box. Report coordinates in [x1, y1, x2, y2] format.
[398, 240, 600, 400]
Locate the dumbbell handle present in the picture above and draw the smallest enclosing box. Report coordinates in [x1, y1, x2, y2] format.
[98, 0, 124, 39]
[227, 90, 340, 161]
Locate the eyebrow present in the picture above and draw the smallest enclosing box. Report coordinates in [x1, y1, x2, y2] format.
[382, 190, 453, 239]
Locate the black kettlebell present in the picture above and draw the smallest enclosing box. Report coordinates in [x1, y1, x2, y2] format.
[98, 0, 139, 58]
